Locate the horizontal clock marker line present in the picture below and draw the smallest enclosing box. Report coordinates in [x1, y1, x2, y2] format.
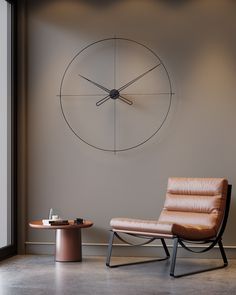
[57, 94, 106, 97]
[57, 93, 175, 97]
[122, 92, 175, 96]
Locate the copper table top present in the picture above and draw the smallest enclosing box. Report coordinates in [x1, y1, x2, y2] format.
[29, 220, 93, 230]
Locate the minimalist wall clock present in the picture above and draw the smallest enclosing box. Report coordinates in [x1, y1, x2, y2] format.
[59, 37, 173, 152]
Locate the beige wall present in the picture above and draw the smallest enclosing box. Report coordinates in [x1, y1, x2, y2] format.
[20, 0, 236, 256]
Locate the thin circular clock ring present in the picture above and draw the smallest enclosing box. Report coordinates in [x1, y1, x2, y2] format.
[59, 37, 174, 152]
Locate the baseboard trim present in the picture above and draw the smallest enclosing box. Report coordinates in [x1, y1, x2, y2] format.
[25, 241, 236, 249]
[24, 241, 236, 258]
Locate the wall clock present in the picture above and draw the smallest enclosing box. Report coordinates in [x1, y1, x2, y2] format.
[59, 37, 173, 152]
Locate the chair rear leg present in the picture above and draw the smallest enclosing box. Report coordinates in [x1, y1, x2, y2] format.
[170, 238, 179, 277]
[106, 231, 115, 267]
[218, 239, 228, 266]
[169, 238, 228, 278]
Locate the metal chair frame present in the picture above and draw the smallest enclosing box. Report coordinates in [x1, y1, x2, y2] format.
[106, 231, 170, 268]
[106, 184, 232, 277]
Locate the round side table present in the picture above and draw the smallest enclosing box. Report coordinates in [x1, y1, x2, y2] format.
[29, 220, 93, 262]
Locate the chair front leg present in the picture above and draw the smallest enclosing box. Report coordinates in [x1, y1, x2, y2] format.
[170, 237, 179, 277]
[106, 231, 170, 268]
[106, 230, 115, 267]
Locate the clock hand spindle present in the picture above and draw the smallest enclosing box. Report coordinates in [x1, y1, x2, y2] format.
[118, 95, 133, 105]
[78, 74, 110, 93]
[118, 63, 161, 93]
[96, 94, 111, 106]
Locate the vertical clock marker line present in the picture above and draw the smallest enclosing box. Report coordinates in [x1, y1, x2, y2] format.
[114, 99, 116, 155]
[114, 36, 117, 154]
[114, 36, 116, 89]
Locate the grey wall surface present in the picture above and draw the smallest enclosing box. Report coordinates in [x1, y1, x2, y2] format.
[21, 0, 236, 255]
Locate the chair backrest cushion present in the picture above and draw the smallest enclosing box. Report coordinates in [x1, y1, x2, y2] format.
[158, 178, 228, 238]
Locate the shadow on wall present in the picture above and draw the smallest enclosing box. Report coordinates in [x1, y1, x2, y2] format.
[228, 193, 236, 241]
[29, 0, 124, 10]
[27, 0, 236, 66]
[73, 0, 194, 7]
[30, 0, 193, 9]
[157, 0, 193, 6]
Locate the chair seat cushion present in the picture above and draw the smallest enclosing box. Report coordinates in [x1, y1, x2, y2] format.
[110, 218, 173, 236]
[110, 218, 216, 241]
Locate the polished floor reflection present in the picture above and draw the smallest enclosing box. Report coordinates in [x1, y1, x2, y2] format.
[0, 255, 235, 295]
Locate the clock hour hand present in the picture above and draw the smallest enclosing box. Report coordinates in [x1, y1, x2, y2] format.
[79, 74, 110, 94]
[96, 92, 133, 107]
[118, 63, 161, 92]
[118, 95, 133, 105]
[96, 94, 110, 106]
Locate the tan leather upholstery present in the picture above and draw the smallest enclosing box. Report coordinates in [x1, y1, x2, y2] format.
[110, 178, 228, 241]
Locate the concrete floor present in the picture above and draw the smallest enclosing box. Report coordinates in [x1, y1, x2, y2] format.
[0, 255, 235, 295]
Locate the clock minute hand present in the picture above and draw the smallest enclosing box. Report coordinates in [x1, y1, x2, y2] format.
[118, 63, 161, 93]
[79, 74, 110, 94]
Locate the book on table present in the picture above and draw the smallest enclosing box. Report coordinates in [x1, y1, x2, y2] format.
[42, 219, 69, 226]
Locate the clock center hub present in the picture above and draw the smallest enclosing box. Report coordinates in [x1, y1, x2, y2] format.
[109, 89, 120, 100]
